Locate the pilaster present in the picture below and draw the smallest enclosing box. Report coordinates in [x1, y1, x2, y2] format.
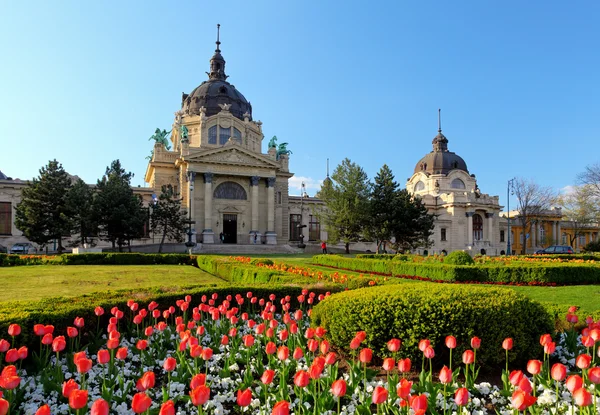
[466, 212, 474, 246]
[485, 212, 494, 246]
[266, 177, 277, 244]
[249, 176, 261, 243]
[202, 172, 215, 244]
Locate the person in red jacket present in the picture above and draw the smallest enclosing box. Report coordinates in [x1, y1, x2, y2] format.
[321, 241, 327, 254]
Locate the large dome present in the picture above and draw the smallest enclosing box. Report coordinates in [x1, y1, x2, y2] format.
[413, 131, 469, 175]
[181, 33, 252, 121]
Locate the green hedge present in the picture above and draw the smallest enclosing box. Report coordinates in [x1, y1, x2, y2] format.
[313, 254, 600, 285]
[523, 254, 600, 261]
[0, 284, 332, 352]
[0, 253, 197, 267]
[355, 254, 397, 260]
[311, 283, 553, 369]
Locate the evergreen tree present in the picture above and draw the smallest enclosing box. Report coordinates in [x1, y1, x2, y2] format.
[67, 178, 96, 247]
[318, 158, 371, 254]
[392, 190, 435, 252]
[93, 160, 146, 251]
[14, 160, 73, 252]
[150, 185, 188, 252]
[368, 164, 399, 252]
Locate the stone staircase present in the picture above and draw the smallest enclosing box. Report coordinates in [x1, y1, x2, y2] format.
[193, 243, 304, 255]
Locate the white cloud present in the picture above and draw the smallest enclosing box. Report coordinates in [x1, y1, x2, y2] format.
[288, 176, 324, 196]
[560, 185, 576, 196]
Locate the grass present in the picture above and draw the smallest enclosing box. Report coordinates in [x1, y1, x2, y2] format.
[0, 265, 225, 302]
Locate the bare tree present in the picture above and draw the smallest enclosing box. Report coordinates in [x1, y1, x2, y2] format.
[559, 185, 597, 248]
[512, 178, 557, 254]
[576, 163, 600, 219]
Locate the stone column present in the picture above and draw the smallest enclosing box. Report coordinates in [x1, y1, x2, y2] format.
[485, 212, 494, 246]
[265, 177, 277, 245]
[552, 220, 557, 244]
[186, 171, 197, 248]
[249, 176, 261, 243]
[201, 173, 215, 244]
[557, 221, 562, 245]
[466, 212, 474, 247]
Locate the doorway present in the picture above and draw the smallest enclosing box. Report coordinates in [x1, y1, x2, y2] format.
[222, 214, 237, 244]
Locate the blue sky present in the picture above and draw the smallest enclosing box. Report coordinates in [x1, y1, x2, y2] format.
[1, 1, 598, 209]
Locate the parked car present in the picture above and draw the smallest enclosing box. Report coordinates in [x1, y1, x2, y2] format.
[10, 242, 37, 254]
[0, 243, 7, 253]
[535, 245, 574, 254]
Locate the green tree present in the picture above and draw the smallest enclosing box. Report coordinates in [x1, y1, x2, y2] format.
[14, 160, 73, 252]
[67, 178, 96, 247]
[93, 160, 146, 251]
[368, 164, 399, 252]
[318, 158, 371, 254]
[150, 185, 188, 252]
[391, 190, 435, 252]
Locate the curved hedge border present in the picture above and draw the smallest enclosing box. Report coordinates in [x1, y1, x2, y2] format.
[0, 253, 197, 267]
[311, 283, 553, 369]
[313, 255, 600, 285]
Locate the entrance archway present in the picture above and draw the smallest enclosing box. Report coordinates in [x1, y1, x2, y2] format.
[222, 214, 237, 244]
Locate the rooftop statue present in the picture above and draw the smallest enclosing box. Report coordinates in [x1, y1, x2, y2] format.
[276, 142, 292, 160]
[268, 135, 277, 149]
[149, 128, 172, 150]
[180, 125, 189, 142]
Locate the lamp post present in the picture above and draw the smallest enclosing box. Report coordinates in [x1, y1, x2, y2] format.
[506, 178, 516, 255]
[298, 181, 307, 248]
[185, 171, 196, 254]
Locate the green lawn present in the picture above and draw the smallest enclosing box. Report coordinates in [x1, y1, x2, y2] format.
[0, 265, 225, 302]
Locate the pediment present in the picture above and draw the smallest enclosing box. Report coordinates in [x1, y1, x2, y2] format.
[185, 145, 279, 168]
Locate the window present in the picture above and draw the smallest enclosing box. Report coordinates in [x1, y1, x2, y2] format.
[414, 181, 425, 191]
[520, 232, 525, 244]
[562, 233, 567, 245]
[309, 215, 320, 241]
[440, 228, 447, 241]
[213, 182, 247, 200]
[473, 213, 483, 241]
[0, 202, 11, 235]
[451, 179, 466, 189]
[500, 230, 505, 243]
[289, 214, 301, 241]
[233, 128, 242, 142]
[277, 191, 282, 205]
[539, 225, 545, 242]
[219, 86, 227, 94]
[219, 127, 231, 145]
[579, 234, 586, 246]
[208, 126, 217, 144]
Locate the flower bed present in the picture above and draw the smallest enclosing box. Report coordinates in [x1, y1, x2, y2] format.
[0, 290, 599, 414]
[0, 253, 197, 267]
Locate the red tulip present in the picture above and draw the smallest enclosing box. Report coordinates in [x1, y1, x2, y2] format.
[387, 338, 401, 352]
[201, 347, 213, 360]
[131, 392, 152, 413]
[573, 388, 592, 406]
[62, 379, 79, 398]
[293, 347, 304, 360]
[271, 400, 290, 415]
[462, 350, 474, 365]
[0, 398, 9, 415]
[116, 347, 128, 360]
[52, 336, 66, 352]
[307, 339, 319, 353]
[309, 357, 325, 379]
[35, 404, 51, 415]
[575, 354, 592, 369]
[372, 386, 388, 404]
[551, 363, 567, 381]
[74, 317, 84, 328]
[445, 335, 457, 349]
[455, 387, 469, 406]
[163, 357, 176, 372]
[41, 333, 53, 345]
[136, 371, 155, 392]
[511, 390, 536, 411]
[398, 358, 411, 373]
[261, 369, 275, 385]
[544, 341, 556, 355]
[277, 346, 289, 361]
[0, 340, 9, 353]
[331, 379, 346, 397]
[190, 385, 210, 406]
[320, 340, 330, 354]
[4, 349, 18, 363]
[397, 378, 413, 399]
[97, 350, 110, 365]
[539, 333, 552, 346]
[439, 365, 452, 384]
[91, 398, 110, 415]
[294, 370, 310, 388]
[382, 357, 395, 371]
[526, 359, 542, 375]
[324, 351, 337, 365]
[423, 346, 435, 359]
[106, 338, 119, 350]
[418, 339, 430, 352]
[582, 336, 595, 348]
[518, 377, 532, 394]
[410, 394, 428, 413]
[136, 339, 148, 350]
[242, 334, 255, 347]
[159, 400, 175, 415]
[588, 367, 600, 384]
[7, 324, 21, 337]
[66, 327, 78, 338]
[509, 370, 523, 386]
[190, 373, 206, 389]
[237, 388, 252, 407]
[68, 389, 88, 410]
[359, 348, 373, 363]
[471, 336, 481, 349]
[566, 375, 584, 393]
[76, 358, 93, 374]
[265, 341, 277, 355]
[502, 338, 513, 350]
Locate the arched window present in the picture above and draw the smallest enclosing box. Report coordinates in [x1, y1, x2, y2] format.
[233, 127, 242, 142]
[539, 224, 545, 242]
[414, 181, 425, 191]
[473, 213, 483, 241]
[451, 179, 466, 189]
[208, 126, 217, 144]
[213, 182, 247, 200]
[219, 127, 231, 145]
[420, 163, 427, 171]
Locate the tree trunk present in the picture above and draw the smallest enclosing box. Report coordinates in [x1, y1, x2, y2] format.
[127, 240, 132, 253]
[345, 242, 350, 254]
[159, 227, 166, 253]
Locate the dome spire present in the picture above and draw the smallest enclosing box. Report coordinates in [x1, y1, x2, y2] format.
[438, 108, 442, 133]
[432, 108, 448, 152]
[208, 23, 228, 81]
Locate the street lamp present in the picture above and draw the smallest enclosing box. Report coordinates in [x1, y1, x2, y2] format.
[506, 178, 516, 255]
[185, 171, 196, 254]
[298, 181, 307, 248]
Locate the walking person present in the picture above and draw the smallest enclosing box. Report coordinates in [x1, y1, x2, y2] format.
[321, 240, 327, 254]
[220, 232, 224, 244]
[253, 232, 258, 244]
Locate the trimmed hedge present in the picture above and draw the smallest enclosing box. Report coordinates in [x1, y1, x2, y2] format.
[0, 253, 197, 267]
[313, 254, 600, 285]
[0, 285, 332, 352]
[444, 251, 474, 265]
[311, 283, 553, 369]
[355, 254, 397, 260]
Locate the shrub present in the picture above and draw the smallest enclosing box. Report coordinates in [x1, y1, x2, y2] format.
[311, 283, 553, 369]
[355, 254, 397, 260]
[583, 240, 600, 253]
[444, 251, 475, 265]
[250, 258, 274, 266]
